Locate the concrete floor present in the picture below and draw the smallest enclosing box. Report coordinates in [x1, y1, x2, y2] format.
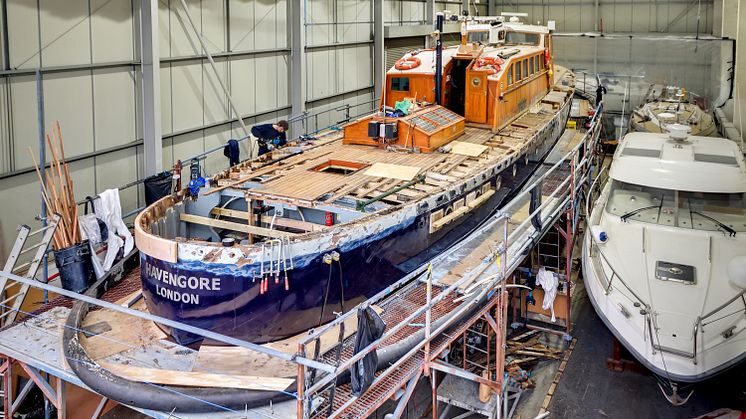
[548, 284, 746, 418]
[510, 279, 746, 419]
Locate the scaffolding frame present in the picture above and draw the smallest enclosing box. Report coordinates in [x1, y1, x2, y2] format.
[295, 99, 604, 418]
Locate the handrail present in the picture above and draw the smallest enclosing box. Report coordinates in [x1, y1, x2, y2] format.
[585, 165, 608, 221]
[505, 113, 603, 245]
[588, 240, 649, 309]
[700, 288, 746, 321]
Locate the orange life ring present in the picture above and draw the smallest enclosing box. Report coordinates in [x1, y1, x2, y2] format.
[395, 56, 421, 70]
[473, 56, 503, 74]
[544, 48, 551, 67]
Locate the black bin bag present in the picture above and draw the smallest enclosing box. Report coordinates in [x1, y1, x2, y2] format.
[144, 172, 173, 206]
[351, 305, 386, 396]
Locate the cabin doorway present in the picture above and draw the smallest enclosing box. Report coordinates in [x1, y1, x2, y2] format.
[446, 59, 470, 116]
[465, 70, 488, 124]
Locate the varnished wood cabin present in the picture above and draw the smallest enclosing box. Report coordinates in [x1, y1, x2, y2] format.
[344, 17, 555, 151]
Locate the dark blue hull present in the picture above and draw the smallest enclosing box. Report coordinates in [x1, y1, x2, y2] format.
[140, 108, 570, 345]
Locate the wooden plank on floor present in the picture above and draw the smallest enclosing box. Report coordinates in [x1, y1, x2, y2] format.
[99, 362, 294, 391]
[81, 301, 168, 361]
[363, 162, 421, 181]
[449, 141, 489, 157]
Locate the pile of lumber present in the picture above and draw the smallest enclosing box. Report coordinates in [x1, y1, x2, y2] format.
[28, 122, 80, 250]
[507, 330, 564, 359]
[505, 329, 565, 389]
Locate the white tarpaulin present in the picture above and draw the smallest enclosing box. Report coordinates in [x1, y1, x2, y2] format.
[93, 189, 134, 272]
[536, 267, 559, 323]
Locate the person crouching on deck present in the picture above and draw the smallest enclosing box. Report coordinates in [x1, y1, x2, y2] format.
[251, 120, 288, 156]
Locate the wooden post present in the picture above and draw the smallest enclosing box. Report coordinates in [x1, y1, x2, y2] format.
[486, 325, 490, 378]
[1, 356, 10, 419]
[247, 198, 254, 244]
[430, 369, 437, 419]
[56, 378, 65, 419]
[498, 290, 509, 389]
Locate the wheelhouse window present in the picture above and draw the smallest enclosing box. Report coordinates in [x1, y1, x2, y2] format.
[605, 180, 746, 232]
[507, 65, 513, 84]
[505, 32, 541, 46]
[529, 57, 534, 75]
[523, 60, 529, 78]
[391, 77, 410, 91]
[467, 31, 489, 44]
[534, 56, 540, 72]
[516, 62, 522, 80]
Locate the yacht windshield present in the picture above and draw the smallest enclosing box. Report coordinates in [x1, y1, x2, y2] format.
[605, 180, 746, 233]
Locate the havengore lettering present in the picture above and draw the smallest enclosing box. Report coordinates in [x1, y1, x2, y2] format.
[144, 262, 221, 291]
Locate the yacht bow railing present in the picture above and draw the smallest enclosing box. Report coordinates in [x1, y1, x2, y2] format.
[693, 288, 746, 365]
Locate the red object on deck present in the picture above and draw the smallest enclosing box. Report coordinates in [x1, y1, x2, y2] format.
[325, 211, 334, 226]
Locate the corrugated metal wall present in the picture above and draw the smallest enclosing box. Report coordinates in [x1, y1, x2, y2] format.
[492, 0, 713, 34]
[0, 0, 376, 260]
[305, 0, 375, 132]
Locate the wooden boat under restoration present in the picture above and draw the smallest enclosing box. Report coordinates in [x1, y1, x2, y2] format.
[134, 17, 576, 345]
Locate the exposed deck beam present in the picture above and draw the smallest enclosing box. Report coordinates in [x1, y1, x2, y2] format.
[179, 214, 296, 238]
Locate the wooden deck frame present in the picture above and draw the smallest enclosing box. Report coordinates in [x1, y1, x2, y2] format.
[179, 213, 296, 238]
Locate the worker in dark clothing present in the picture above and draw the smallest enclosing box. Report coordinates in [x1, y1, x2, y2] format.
[251, 120, 289, 156]
[596, 84, 607, 106]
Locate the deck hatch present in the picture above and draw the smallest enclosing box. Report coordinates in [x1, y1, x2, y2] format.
[655, 261, 696, 285]
[693, 153, 739, 166]
[311, 159, 368, 175]
[621, 147, 661, 158]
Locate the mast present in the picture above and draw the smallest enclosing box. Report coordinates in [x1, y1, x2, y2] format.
[435, 12, 444, 106]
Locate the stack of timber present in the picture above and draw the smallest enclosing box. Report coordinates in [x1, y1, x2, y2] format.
[28, 122, 80, 250]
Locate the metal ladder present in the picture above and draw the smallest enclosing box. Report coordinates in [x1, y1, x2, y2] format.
[536, 227, 561, 272]
[0, 214, 60, 327]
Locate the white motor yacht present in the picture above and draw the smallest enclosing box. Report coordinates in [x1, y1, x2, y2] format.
[583, 129, 746, 404]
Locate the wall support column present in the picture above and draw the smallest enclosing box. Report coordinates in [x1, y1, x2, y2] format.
[290, 0, 306, 133]
[425, 0, 435, 47]
[488, 0, 496, 17]
[140, 0, 162, 176]
[373, 0, 384, 106]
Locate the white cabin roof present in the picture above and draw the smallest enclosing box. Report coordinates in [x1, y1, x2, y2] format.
[503, 21, 550, 33]
[386, 47, 460, 76]
[610, 132, 746, 193]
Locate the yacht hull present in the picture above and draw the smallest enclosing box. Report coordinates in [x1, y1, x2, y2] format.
[582, 233, 746, 383]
